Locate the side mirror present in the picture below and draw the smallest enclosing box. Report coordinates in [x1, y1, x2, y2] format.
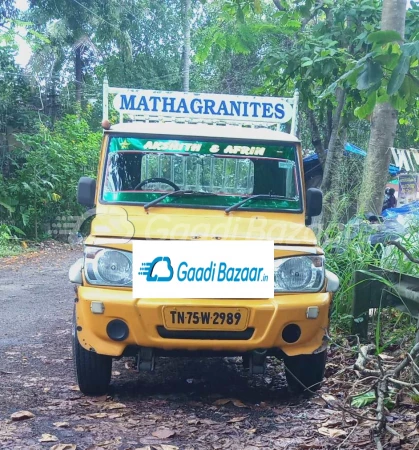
[306, 187, 322, 218]
[77, 177, 96, 207]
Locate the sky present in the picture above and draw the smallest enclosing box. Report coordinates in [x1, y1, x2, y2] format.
[14, 0, 31, 67]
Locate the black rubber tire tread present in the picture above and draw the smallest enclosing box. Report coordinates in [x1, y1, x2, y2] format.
[72, 312, 112, 396]
[283, 350, 327, 394]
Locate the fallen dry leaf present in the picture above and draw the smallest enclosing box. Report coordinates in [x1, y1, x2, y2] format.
[227, 416, 247, 423]
[103, 402, 126, 410]
[112, 371, 121, 376]
[213, 398, 231, 406]
[152, 428, 176, 439]
[322, 418, 348, 428]
[213, 398, 247, 408]
[378, 354, 394, 360]
[69, 385, 80, 391]
[92, 395, 108, 402]
[87, 413, 108, 419]
[318, 427, 347, 438]
[53, 422, 70, 428]
[298, 440, 326, 449]
[199, 419, 218, 425]
[232, 399, 247, 408]
[50, 445, 77, 450]
[310, 397, 326, 406]
[321, 394, 338, 405]
[39, 434, 58, 442]
[10, 410, 35, 421]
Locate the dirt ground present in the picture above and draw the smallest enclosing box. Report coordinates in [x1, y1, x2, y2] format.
[0, 244, 418, 450]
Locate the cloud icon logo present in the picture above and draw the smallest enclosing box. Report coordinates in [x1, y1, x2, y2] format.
[138, 257, 174, 282]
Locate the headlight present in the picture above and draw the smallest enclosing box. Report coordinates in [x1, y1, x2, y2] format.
[84, 247, 132, 287]
[274, 256, 324, 292]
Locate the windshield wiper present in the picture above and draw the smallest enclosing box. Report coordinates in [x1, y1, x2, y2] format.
[225, 194, 294, 214]
[144, 190, 215, 211]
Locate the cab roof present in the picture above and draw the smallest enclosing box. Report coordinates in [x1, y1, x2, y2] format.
[106, 122, 300, 144]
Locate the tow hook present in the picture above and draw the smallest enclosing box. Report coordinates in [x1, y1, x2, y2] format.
[136, 348, 155, 372]
[249, 349, 267, 374]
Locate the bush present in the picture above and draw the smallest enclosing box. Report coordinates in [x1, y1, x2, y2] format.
[0, 112, 101, 239]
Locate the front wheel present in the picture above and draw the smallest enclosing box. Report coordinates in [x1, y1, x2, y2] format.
[72, 310, 112, 396]
[283, 350, 327, 394]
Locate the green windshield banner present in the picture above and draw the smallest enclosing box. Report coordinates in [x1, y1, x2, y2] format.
[109, 137, 295, 159]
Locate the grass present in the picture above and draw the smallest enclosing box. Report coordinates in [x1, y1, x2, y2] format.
[0, 243, 26, 258]
[321, 215, 419, 345]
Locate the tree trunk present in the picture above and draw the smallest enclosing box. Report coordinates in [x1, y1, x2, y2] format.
[321, 87, 346, 194]
[358, 103, 399, 213]
[182, 0, 191, 92]
[320, 87, 346, 229]
[75, 46, 83, 105]
[0, 130, 9, 178]
[357, 0, 407, 214]
[272, 0, 284, 11]
[308, 109, 326, 168]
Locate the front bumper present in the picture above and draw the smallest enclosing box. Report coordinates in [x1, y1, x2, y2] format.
[75, 286, 332, 357]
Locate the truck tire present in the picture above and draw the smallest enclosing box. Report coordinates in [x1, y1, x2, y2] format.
[72, 309, 112, 396]
[283, 350, 327, 394]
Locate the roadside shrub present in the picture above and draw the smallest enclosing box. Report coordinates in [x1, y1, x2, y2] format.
[321, 218, 383, 330]
[1, 112, 101, 239]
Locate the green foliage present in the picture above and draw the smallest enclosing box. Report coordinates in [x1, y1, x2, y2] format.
[387, 54, 410, 95]
[0, 113, 101, 238]
[0, 46, 36, 132]
[324, 26, 419, 119]
[351, 390, 376, 408]
[351, 390, 395, 409]
[195, 1, 267, 63]
[356, 60, 383, 90]
[0, 222, 25, 257]
[0, 223, 24, 244]
[322, 220, 384, 323]
[367, 30, 402, 44]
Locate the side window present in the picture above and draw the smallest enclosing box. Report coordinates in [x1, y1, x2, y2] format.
[104, 153, 142, 192]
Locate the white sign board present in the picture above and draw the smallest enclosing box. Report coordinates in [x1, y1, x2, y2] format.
[391, 147, 419, 172]
[112, 90, 294, 124]
[132, 240, 274, 299]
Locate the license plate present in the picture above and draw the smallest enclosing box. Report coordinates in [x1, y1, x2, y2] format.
[162, 307, 249, 331]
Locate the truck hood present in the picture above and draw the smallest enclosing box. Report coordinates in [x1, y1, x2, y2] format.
[90, 207, 317, 245]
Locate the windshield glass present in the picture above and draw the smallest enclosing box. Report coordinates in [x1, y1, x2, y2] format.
[101, 135, 301, 211]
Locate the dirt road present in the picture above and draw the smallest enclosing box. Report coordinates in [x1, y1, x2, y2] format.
[0, 245, 410, 450]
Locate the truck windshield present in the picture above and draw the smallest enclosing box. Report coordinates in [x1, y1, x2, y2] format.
[101, 135, 301, 211]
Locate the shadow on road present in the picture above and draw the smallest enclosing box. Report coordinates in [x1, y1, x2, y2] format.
[111, 355, 293, 405]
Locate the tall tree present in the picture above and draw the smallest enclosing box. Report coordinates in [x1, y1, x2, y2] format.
[357, 0, 407, 214]
[182, 0, 192, 92]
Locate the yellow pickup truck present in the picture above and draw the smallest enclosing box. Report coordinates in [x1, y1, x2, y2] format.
[69, 80, 339, 396]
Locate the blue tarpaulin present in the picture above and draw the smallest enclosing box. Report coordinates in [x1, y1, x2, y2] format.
[303, 143, 401, 176]
[382, 201, 419, 218]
